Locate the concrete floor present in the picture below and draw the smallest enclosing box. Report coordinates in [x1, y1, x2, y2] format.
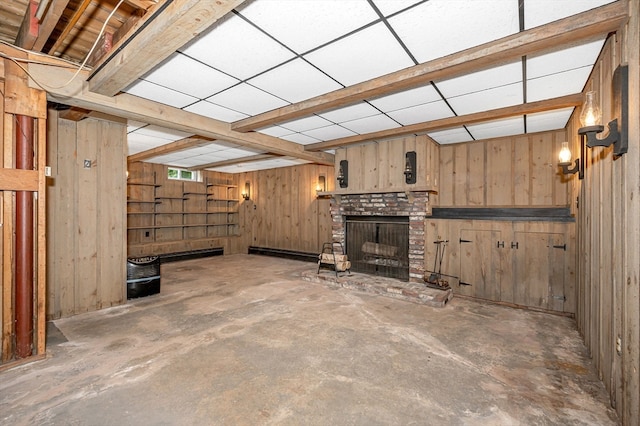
[0, 254, 618, 425]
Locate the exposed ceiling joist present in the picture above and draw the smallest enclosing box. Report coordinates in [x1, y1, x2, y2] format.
[32, 0, 71, 51]
[20, 56, 334, 165]
[189, 153, 277, 171]
[88, 0, 247, 97]
[231, 0, 628, 133]
[305, 93, 584, 151]
[128, 136, 214, 163]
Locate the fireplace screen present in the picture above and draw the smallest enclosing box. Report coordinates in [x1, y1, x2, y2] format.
[345, 216, 409, 280]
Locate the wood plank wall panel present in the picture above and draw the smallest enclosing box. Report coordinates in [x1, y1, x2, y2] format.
[436, 130, 570, 207]
[46, 112, 127, 319]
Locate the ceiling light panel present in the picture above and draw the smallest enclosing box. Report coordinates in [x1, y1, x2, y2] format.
[426, 127, 474, 144]
[141, 53, 239, 98]
[340, 114, 400, 134]
[279, 115, 333, 133]
[526, 107, 574, 133]
[372, 0, 424, 17]
[389, 0, 519, 64]
[527, 39, 604, 79]
[369, 85, 441, 112]
[524, 0, 615, 29]
[206, 83, 289, 116]
[303, 124, 358, 141]
[387, 100, 454, 126]
[184, 100, 249, 122]
[238, 0, 378, 54]
[466, 116, 524, 140]
[527, 66, 592, 102]
[318, 102, 380, 123]
[125, 80, 199, 109]
[248, 58, 343, 103]
[180, 14, 295, 80]
[446, 83, 523, 116]
[304, 22, 414, 86]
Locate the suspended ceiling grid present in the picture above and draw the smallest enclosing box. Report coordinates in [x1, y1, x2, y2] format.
[124, 0, 614, 173]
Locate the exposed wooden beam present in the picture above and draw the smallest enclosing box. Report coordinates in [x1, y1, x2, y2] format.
[128, 136, 214, 163]
[188, 154, 277, 171]
[47, 0, 92, 55]
[14, 1, 38, 49]
[305, 93, 584, 151]
[32, 0, 71, 51]
[20, 57, 334, 165]
[232, 0, 628, 133]
[123, 0, 157, 10]
[88, 0, 247, 97]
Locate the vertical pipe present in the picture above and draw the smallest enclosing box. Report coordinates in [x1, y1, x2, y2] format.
[15, 115, 34, 358]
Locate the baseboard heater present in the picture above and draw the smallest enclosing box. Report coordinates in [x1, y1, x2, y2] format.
[248, 246, 318, 263]
[159, 247, 224, 264]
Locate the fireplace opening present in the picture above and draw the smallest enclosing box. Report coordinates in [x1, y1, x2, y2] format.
[345, 216, 409, 280]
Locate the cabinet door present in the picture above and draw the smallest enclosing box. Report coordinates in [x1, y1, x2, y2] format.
[459, 229, 502, 300]
[512, 231, 566, 310]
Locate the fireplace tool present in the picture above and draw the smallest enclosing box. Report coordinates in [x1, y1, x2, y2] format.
[424, 240, 457, 290]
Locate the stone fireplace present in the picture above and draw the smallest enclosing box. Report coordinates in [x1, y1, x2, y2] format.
[330, 191, 429, 283]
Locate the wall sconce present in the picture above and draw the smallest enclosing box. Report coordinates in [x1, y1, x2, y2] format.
[404, 151, 417, 184]
[316, 175, 326, 193]
[242, 181, 250, 200]
[578, 65, 628, 158]
[558, 141, 584, 179]
[337, 160, 348, 188]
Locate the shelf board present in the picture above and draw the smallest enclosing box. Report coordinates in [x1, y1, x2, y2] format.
[127, 199, 160, 204]
[155, 196, 188, 200]
[183, 192, 208, 195]
[127, 182, 160, 187]
[207, 183, 237, 188]
[129, 223, 238, 230]
[207, 198, 239, 202]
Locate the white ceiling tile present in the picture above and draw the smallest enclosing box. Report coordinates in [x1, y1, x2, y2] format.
[369, 85, 441, 112]
[180, 14, 295, 80]
[372, 0, 423, 17]
[467, 117, 525, 140]
[526, 107, 575, 133]
[127, 121, 147, 133]
[125, 80, 199, 109]
[436, 61, 522, 98]
[527, 39, 604, 79]
[132, 125, 193, 141]
[203, 141, 239, 152]
[527, 66, 592, 102]
[340, 114, 401, 134]
[304, 22, 414, 86]
[217, 147, 265, 159]
[318, 102, 380, 123]
[280, 133, 322, 145]
[525, 0, 615, 29]
[447, 83, 523, 115]
[184, 100, 249, 123]
[303, 124, 358, 141]
[142, 53, 239, 98]
[279, 115, 333, 132]
[213, 157, 310, 174]
[207, 83, 289, 115]
[426, 128, 473, 144]
[249, 58, 343, 103]
[387, 101, 454, 125]
[390, 0, 519, 63]
[239, 0, 378, 54]
[127, 142, 153, 155]
[257, 126, 294, 138]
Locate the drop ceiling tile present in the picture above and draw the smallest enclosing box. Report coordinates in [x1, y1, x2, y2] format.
[303, 124, 358, 141]
[369, 85, 441, 112]
[142, 53, 240, 98]
[249, 58, 342, 103]
[127, 121, 147, 133]
[180, 14, 295, 80]
[425, 127, 473, 144]
[213, 157, 309, 174]
[340, 114, 400, 134]
[524, 0, 615, 28]
[304, 22, 414, 86]
[389, 0, 519, 63]
[527, 39, 604, 79]
[203, 141, 239, 153]
[239, 0, 378, 54]
[131, 125, 193, 142]
[372, 0, 424, 17]
[436, 61, 522, 98]
[318, 102, 380, 123]
[527, 66, 592, 102]
[257, 125, 294, 138]
[125, 80, 199, 109]
[217, 147, 265, 159]
[446, 83, 523, 116]
[207, 83, 289, 116]
[128, 142, 153, 155]
[184, 100, 249, 123]
[526, 107, 574, 133]
[466, 117, 525, 140]
[387, 100, 454, 126]
[280, 133, 322, 145]
[279, 115, 333, 132]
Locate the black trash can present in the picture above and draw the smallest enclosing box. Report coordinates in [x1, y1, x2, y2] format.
[127, 256, 161, 299]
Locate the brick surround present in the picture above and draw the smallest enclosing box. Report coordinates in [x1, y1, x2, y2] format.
[330, 192, 429, 282]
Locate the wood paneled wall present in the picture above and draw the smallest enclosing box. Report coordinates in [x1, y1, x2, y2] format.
[436, 130, 570, 207]
[238, 164, 334, 254]
[572, 6, 640, 423]
[46, 110, 127, 320]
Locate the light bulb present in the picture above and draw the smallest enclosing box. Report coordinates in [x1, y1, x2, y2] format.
[579, 91, 601, 127]
[558, 142, 572, 164]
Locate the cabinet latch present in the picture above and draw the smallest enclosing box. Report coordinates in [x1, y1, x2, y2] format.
[553, 244, 567, 251]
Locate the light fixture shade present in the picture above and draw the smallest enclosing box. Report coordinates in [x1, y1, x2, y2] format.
[579, 91, 601, 127]
[558, 142, 572, 164]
